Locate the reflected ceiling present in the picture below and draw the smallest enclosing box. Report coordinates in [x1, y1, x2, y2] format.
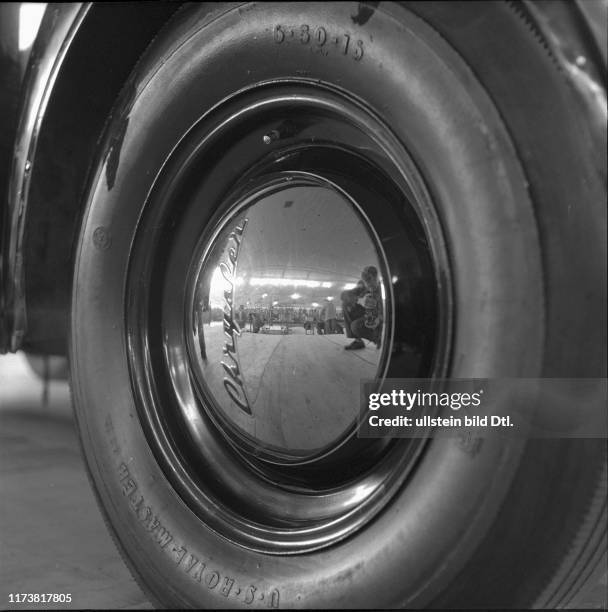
[209, 185, 379, 308]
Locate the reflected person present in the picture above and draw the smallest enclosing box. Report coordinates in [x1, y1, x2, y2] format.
[342, 266, 382, 350]
[322, 298, 337, 334]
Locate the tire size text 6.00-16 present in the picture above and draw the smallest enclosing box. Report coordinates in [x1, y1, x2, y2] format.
[273, 24, 364, 61]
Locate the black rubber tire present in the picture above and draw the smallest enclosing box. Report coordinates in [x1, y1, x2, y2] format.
[70, 2, 606, 609]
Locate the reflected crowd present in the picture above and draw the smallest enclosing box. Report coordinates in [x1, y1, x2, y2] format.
[212, 303, 346, 336]
[201, 265, 383, 351]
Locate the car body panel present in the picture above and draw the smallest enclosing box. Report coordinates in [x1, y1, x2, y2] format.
[0, 2, 180, 354]
[1, 3, 87, 353]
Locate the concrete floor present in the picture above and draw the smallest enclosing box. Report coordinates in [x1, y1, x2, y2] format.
[0, 353, 152, 610]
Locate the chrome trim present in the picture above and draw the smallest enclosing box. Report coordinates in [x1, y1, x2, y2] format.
[218, 217, 252, 415]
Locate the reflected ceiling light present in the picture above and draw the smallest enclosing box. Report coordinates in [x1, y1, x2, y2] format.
[272, 301, 279, 306]
[321, 282, 333, 288]
[209, 267, 230, 308]
[261, 293, 268, 298]
[19, 3, 46, 51]
[326, 296, 334, 301]
[290, 293, 301, 300]
[311, 302, 319, 307]
[250, 277, 324, 288]
[343, 283, 357, 290]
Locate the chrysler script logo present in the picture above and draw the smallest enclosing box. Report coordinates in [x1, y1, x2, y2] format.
[220, 219, 252, 415]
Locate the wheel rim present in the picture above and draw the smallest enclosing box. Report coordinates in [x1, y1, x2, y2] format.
[125, 80, 452, 553]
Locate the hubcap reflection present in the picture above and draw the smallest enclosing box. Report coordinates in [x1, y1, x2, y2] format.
[189, 179, 388, 458]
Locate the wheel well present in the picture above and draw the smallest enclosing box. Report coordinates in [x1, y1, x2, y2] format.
[21, 2, 181, 355]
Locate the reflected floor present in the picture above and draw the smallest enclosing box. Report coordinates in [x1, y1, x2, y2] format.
[198, 324, 380, 453]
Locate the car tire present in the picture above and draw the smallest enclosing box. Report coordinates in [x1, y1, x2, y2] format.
[70, 2, 606, 608]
